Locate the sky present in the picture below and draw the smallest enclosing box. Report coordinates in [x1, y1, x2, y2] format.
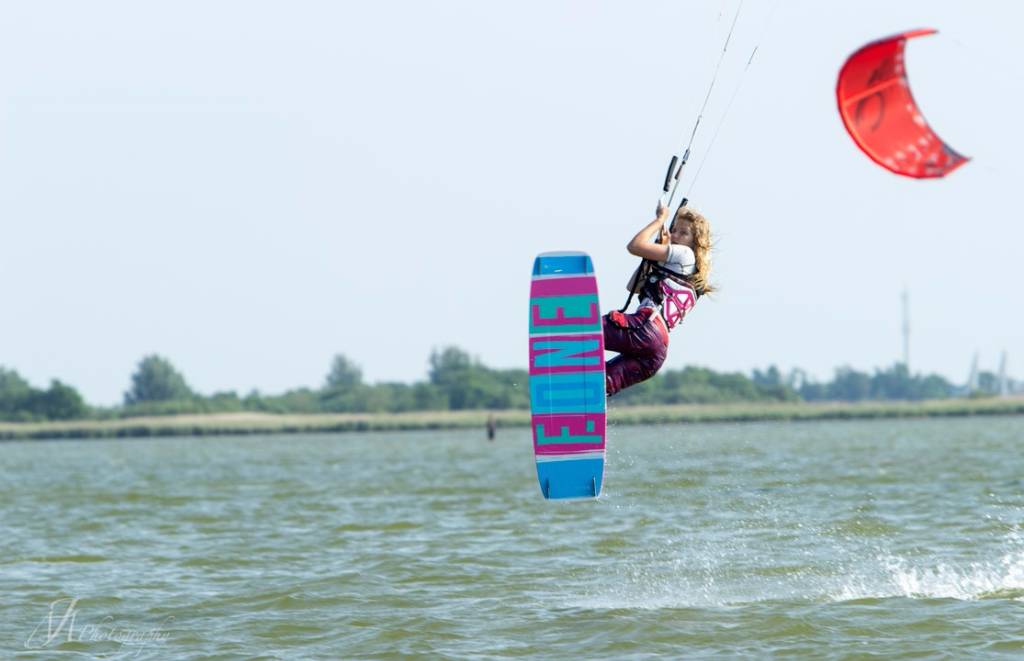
[2, 1, 1022, 405]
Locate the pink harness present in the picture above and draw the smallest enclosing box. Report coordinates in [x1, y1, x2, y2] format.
[659, 280, 696, 330]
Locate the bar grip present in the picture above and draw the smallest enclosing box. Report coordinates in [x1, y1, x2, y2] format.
[662, 155, 679, 192]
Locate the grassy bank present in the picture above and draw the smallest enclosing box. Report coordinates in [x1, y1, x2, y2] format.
[2, 397, 1024, 440]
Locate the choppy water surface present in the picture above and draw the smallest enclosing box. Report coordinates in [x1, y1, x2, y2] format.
[3, 416, 1024, 658]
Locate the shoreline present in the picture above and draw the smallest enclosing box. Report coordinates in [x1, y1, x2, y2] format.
[1, 397, 1023, 440]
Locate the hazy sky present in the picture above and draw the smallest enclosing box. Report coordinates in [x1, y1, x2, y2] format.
[3, 1, 1022, 405]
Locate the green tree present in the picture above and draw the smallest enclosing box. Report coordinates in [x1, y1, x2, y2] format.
[27, 380, 87, 420]
[206, 391, 244, 413]
[918, 374, 953, 399]
[428, 347, 473, 385]
[261, 387, 320, 414]
[321, 355, 369, 412]
[242, 389, 267, 411]
[0, 367, 32, 417]
[871, 363, 914, 400]
[325, 354, 363, 389]
[425, 347, 526, 410]
[413, 382, 448, 411]
[977, 371, 1000, 396]
[827, 367, 872, 401]
[609, 365, 797, 406]
[798, 380, 827, 401]
[124, 355, 194, 405]
[428, 346, 472, 409]
[752, 365, 782, 387]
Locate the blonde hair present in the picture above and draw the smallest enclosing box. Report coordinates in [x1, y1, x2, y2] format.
[674, 206, 715, 294]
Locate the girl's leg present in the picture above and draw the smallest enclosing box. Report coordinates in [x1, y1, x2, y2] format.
[603, 309, 669, 396]
[606, 343, 668, 395]
[602, 310, 633, 355]
[606, 354, 647, 396]
[602, 308, 654, 354]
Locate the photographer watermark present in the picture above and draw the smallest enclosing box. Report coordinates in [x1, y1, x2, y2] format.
[25, 597, 173, 657]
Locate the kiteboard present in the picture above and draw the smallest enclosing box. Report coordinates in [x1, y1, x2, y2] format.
[528, 252, 606, 500]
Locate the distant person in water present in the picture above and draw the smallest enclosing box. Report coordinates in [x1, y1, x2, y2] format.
[486, 413, 496, 441]
[604, 203, 714, 396]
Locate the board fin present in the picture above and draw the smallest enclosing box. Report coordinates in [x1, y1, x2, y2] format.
[591, 475, 598, 497]
[543, 478, 550, 499]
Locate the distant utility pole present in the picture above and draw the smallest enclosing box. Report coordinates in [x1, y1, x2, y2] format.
[967, 352, 980, 394]
[901, 288, 910, 372]
[999, 351, 1009, 397]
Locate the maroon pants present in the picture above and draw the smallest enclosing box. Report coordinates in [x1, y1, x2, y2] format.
[603, 307, 669, 396]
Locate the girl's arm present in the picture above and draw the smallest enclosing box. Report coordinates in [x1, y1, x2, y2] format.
[626, 205, 671, 261]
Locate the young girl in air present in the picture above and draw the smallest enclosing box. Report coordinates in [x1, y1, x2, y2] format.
[603, 203, 714, 396]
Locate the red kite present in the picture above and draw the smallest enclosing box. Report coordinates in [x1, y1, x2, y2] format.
[837, 29, 968, 178]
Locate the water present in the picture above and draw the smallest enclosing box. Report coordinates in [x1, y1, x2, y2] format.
[2, 416, 1024, 658]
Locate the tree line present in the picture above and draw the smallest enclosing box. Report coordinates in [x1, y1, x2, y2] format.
[0, 347, 1014, 422]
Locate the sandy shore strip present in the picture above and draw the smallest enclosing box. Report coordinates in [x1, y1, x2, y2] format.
[2, 397, 1024, 440]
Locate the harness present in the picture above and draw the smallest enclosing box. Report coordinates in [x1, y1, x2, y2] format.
[637, 263, 701, 331]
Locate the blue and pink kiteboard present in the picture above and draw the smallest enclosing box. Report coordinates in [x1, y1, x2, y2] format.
[528, 251, 606, 500]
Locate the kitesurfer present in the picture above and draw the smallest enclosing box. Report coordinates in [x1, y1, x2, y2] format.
[603, 203, 713, 396]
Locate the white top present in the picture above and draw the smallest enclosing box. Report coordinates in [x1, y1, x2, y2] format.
[662, 244, 696, 277]
[638, 244, 696, 310]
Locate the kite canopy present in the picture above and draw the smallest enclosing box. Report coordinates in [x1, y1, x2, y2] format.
[836, 28, 968, 179]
